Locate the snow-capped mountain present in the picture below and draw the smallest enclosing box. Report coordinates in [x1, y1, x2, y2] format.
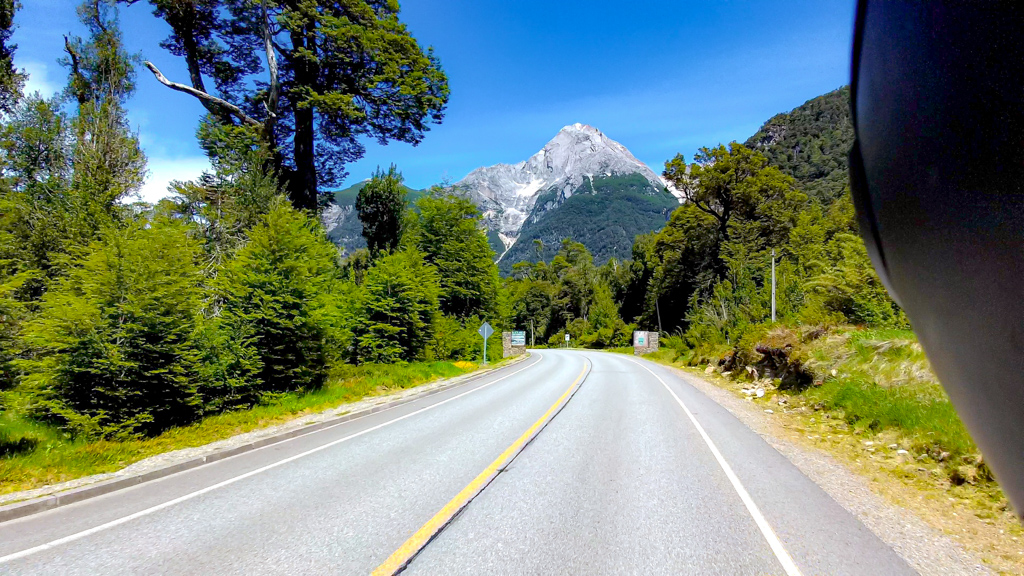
[455, 123, 681, 252]
[322, 123, 680, 269]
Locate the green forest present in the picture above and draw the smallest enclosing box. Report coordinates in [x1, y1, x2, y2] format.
[0, 1, 903, 475]
[496, 173, 679, 274]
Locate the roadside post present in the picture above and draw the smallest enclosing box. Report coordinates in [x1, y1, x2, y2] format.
[478, 321, 494, 364]
[565, 333, 570, 348]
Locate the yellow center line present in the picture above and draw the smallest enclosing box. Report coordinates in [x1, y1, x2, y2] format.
[372, 360, 590, 576]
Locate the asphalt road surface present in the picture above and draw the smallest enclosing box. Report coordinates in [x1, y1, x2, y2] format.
[0, 350, 917, 575]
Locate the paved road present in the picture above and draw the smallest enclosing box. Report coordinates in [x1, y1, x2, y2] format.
[0, 350, 916, 575]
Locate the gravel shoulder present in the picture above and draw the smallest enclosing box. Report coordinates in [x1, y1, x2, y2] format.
[659, 361, 994, 576]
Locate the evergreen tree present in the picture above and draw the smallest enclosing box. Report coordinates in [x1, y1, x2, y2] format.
[355, 165, 406, 257]
[172, 122, 280, 263]
[0, 268, 28, 388]
[504, 240, 632, 347]
[604, 232, 656, 325]
[354, 248, 440, 363]
[408, 190, 499, 319]
[806, 232, 906, 327]
[0, 0, 144, 301]
[17, 217, 205, 438]
[663, 142, 804, 247]
[0, 0, 24, 113]
[0, 95, 74, 298]
[651, 143, 806, 333]
[642, 204, 720, 333]
[63, 0, 146, 211]
[63, 0, 137, 106]
[216, 200, 348, 392]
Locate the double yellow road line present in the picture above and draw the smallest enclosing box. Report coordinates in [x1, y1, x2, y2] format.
[372, 361, 590, 575]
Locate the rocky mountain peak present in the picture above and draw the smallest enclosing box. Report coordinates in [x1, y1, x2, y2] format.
[455, 124, 678, 251]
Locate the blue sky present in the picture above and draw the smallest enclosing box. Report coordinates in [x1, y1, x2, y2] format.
[13, 0, 855, 200]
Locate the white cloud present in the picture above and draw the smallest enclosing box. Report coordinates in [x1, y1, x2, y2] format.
[136, 156, 211, 204]
[21, 60, 60, 98]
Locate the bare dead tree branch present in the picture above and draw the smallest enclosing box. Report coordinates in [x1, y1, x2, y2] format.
[262, 0, 280, 137]
[143, 61, 261, 127]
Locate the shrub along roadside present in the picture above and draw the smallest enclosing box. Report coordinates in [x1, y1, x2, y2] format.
[0, 359, 490, 496]
[16, 217, 206, 440]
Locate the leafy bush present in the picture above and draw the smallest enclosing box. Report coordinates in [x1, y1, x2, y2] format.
[18, 217, 205, 439]
[356, 165, 407, 256]
[189, 317, 262, 413]
[0, 271, 30, 389]
[807, 233, 907, 328]
[425, 314, 502, 362]
[426, 315, 477, 361]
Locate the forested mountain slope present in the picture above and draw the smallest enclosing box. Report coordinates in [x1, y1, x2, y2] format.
[497, 173, 678, 274]
[745, 86, 853, 204]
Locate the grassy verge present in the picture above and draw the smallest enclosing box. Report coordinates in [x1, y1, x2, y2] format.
[668, 328, 981, 480]
[629, 327, 1024, 573]
[0, 359, 491, 496]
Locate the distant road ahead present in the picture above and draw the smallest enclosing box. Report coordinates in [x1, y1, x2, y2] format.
[0, 350, 915, 575]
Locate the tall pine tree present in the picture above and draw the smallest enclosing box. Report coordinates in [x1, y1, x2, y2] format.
[407, 190, 499, 319]
[0, 0, 24, 113]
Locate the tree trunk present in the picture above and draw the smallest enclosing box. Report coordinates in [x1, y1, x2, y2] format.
[176, 4, 234, 124]
[288, 23, 318, 211]
[291, 105, 317, 210]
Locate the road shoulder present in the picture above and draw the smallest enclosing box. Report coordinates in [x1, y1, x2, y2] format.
[633, 355, 993, 576]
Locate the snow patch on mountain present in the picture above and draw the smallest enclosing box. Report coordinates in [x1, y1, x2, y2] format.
[660, 175, 685, 200]
[454, 123, 677, 245]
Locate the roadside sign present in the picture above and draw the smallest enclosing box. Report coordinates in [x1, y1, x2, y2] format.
[478, 322, 493, 365]
[511, 330, 526, 346]
[634, 331, 646, 347]
[565, 333, 570, 342]
[478, 322, 494, 339]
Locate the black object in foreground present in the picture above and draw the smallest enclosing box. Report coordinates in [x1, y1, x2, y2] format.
[850, 1, 1024, 515]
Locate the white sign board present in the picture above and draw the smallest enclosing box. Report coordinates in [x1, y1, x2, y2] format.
[633, 331, 646, 347]
[565, 333, 570, 342]
[511, 331, 526, 346]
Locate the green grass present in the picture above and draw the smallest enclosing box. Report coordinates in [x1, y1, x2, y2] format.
[0, 360, 482, 496]
[797, 328, 977, 465]
[637, 325, 984, 481]
[804, 376, 975, 458]
[603, 346, 632, 355]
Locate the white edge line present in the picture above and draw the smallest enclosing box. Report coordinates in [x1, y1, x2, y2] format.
[623, 356, 804, 576]
[0, 354, 546, 565]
